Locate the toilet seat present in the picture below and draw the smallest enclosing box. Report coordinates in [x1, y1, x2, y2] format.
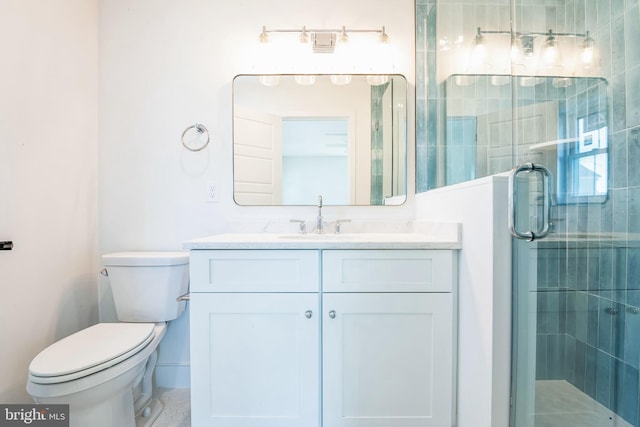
[29, 323, 155, 385]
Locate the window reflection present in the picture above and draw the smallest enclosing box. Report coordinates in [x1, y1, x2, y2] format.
[559, 112, 608, 203]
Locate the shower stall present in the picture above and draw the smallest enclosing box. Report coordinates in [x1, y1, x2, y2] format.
[417, 0, 640, 425]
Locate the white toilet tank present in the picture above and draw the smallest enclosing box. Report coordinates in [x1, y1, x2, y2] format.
[102, 251, 189, 322]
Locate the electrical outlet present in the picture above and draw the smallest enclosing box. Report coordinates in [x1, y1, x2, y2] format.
[205, 182, 219, 202]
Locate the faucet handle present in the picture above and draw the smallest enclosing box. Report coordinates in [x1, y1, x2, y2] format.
[290, 219, 307, 234]
[334, 219, 351, 234]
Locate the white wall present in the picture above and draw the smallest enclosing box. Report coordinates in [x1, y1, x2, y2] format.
[415, 176, 512, 427]
[0, 0, 99, 402]
[98, 0, 416, 387]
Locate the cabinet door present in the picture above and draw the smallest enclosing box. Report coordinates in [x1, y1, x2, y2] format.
[190, 293, 320, 427]
[323, 293, 453, 427]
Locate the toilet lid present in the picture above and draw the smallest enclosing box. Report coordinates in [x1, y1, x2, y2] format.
[29, 323, 155, 380]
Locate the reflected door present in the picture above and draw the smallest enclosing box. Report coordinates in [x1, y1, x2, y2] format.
[233, 106, 282, 205]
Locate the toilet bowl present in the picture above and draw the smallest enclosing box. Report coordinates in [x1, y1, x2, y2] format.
[26, 251, 189, 427]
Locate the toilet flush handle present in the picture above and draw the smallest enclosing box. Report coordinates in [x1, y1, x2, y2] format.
[176, 292, 190, 302]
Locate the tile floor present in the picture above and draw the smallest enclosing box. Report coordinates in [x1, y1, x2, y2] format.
[534, 380, 632, 427]
[152, 388, 190, 427]
[150, 381, 631, 427]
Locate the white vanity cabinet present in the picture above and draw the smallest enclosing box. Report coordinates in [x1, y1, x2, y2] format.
[189, 246, 456, 427]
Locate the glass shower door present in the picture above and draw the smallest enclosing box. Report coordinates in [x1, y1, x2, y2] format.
[509, 75, 639, 426]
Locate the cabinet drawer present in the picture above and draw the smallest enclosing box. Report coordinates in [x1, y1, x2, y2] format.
[322, 250, 454, 292]
[190, 250, 319, 292]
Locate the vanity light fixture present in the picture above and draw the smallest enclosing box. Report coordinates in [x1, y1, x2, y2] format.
[520, 35, 535, 57]
[258, 25, 390, 54]
[475, 27, 597, 69]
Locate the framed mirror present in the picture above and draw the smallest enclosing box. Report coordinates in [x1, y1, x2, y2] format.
[232, 74, 407, 206]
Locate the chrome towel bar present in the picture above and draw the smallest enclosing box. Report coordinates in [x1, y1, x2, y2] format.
[181, 123, 210, 152]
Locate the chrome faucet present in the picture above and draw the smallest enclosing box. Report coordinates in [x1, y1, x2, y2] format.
[316, 195, 324, 234]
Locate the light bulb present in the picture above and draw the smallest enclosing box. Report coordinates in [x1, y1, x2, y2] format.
[367, 75, 389, 86]
[552, 77, 572, 88]
[379, 26, 390, 44]
[511, 35, 524, 64]
[294, 75, 316, 85]
[491, 75, 510, 86]
[471, 44, 487, 68]
[470, 27, 488, 68]
[582, 31, 595, 67]
[542, 29, 559, 66]
[299, 26, 309, 44]
[454, 75, 476, 86]
[258, 26, 269, 43]
[520, 76, 544, 87]
[339, 26, 349, 44]
[259, 75, 280, 86]
[331, 75, 352, 85]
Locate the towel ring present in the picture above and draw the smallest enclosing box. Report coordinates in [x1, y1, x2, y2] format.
[181, 123, 210, 152]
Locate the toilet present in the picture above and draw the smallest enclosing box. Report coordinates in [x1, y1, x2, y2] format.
[26, 251, 189, 427]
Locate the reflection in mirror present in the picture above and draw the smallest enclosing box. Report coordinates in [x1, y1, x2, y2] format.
[444, 75, 608, 203]
[233, 74, 407, 206]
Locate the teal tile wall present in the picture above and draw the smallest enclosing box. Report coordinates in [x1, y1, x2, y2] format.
[417, 0, 640, 424]
[371, 83, 386, 205]
[416, 0, 436, 192]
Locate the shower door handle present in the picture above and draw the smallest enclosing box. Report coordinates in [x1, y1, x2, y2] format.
[0, 241, 13, 250]
[508, 162, 553, 241]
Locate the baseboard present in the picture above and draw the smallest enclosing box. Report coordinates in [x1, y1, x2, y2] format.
[155, 363, 190, 389]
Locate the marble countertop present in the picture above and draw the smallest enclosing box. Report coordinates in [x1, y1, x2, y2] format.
[183, 228, 461, 250]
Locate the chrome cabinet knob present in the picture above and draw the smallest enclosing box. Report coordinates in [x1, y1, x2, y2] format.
[328, 310, 336, 319]
[305, 310, 313, 319]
